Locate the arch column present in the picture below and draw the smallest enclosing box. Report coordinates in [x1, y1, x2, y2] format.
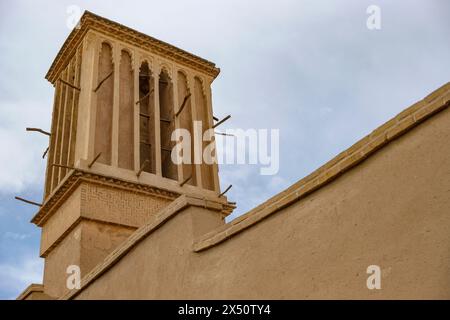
[75, 32, 98, 164]
[153, 63, 162, 176]
[172, 67, 184, 183]
[133, 53, 140, 172]
[188, 72, 203, 189]
[111, 43, 120, 167]
[84, 34, 100, 165]
[204, 78, 220, 193]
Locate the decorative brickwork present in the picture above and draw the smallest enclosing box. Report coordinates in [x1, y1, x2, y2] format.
[80, 182, 171, 227]
[45, 11, 219, 85]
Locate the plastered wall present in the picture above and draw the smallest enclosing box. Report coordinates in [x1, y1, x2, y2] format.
[73, 105, 450, 299]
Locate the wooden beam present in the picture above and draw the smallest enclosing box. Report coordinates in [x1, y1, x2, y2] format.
[58, 78, 81, 91]
[175, 93, 192, 117]
[136, 159, 150, 177]
[42, 146, 49, 159]
[88, 152, 102, 168]
[219, 184, 232, 197]
[51, 163, 75, 170]
[26, 128, 51, 136]
[179, 174, 192, 187]
[135, 88, 154, 105]
[212, 115, 231, 129]
[93, 70, 113, 92]
[14, 196, 42, 207]
[215, 131, 234, 137]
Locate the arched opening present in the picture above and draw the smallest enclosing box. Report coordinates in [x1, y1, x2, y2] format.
[59, 58, 76, 178]
[138, 61, 156, 174]
[51, 68, 67, 189]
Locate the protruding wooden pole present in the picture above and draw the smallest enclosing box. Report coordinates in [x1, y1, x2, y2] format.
[179, 174, 192, 187]
[136, 159, 150, 177]
[212, 115, 231, 129]
[175, 93, 192, 117]
[215, 131, 234, 137]
[42, 146, 49, 159]
[88, 152, 102, 168]
[26, 128, 51, 136]
[219, 184, 232, 197]
[51, 163, 75, 170]
[135, 88, 154, 105]
[93, 70, 113, 92]
[58, 78, 81, 91]
[15, 196, 42, 207]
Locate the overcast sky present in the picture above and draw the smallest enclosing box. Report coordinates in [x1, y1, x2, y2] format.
[0, 0, 449, 299]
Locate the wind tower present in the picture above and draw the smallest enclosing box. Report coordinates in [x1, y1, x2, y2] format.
[25, 11, 233, 298]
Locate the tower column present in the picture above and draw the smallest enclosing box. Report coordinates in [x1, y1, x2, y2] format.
[84, 34, 100, 165]
[111, 42, 120, 167]
[204, 79, 221, 193]
[133, 52, 140, 172]
[188, 72, 203, 188]
[154, 63, 162, 176]
[49, 79, 63, 192]
[172, 67, 184, 183]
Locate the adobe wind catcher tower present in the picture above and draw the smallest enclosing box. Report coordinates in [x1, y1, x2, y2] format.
[28, 11, 233, 298]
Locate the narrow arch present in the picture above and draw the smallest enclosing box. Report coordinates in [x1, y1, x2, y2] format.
[139, 61, 156, 174]
[94, 42, 114, 165]
[59, 56, 77, 178]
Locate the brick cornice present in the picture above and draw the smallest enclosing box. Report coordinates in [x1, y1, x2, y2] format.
[16, 284, 45, 300]
[31, 170, 180, 226]
[45, 11, 220, 85]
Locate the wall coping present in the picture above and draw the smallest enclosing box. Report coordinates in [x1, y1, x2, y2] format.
[58, 82, 450, 299]
[16, 283, 45, 300]
[193, 82, 450, 252]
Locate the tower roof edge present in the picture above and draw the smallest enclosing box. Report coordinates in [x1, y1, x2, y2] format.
[45, 10, 220, 84]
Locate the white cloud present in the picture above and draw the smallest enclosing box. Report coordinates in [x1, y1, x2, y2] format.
[3, 232, 31, 241]
[0, 0, 449, 211]
[0, 100, 50, 193]
[0, 255, 44, 299]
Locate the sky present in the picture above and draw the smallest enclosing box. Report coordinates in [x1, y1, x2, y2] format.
[0, 0, 449, 299]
